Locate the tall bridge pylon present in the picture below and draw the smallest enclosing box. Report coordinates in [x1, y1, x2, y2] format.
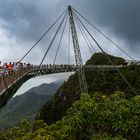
[68, 5, 88, 92]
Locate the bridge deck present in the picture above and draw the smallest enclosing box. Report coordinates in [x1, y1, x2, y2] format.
[0, 64, 129, 107]
[0, 65, 128, 94]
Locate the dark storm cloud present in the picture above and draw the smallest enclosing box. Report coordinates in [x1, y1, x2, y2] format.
[0, 0, 64, 41]
[0, 0, 37, 40]
[0, 0, 140, 45]
[0, 0, 140, 62]
[71, 0, 140, 47]
[60, 1, 140, 57]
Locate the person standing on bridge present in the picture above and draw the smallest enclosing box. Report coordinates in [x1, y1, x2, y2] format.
[0, 61, 2, 69]
[0, 61, 3, 78]
[7, 62, 13, 75]
[13, 62, 18, 71]
[2, 63, 8, 76]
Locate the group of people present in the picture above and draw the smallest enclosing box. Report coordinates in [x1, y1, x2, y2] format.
[41, 64, 75, 69]
[0, 61, 31, 77]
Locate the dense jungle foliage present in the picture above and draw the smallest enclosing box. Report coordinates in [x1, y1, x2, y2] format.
[1, 92, 140, 140]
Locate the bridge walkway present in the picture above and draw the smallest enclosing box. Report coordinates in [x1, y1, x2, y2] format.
[0, 64, 128, 107]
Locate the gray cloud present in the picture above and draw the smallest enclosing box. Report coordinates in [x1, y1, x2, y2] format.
[85, 0, 140, 46]
[0, 0, 140, 63]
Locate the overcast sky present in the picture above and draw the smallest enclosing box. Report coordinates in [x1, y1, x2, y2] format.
[0, 0, 140, 64]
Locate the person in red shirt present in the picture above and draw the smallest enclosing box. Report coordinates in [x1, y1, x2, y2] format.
[7, 62, 14, 75]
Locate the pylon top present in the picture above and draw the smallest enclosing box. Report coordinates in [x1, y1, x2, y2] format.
[68, 5, 72, 10]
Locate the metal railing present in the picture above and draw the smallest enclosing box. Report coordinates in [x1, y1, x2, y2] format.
[0, 66, 33, 94]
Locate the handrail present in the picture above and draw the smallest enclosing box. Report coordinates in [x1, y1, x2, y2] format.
[0, 66, 33, 93]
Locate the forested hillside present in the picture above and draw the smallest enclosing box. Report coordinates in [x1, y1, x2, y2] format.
[37, 53, 140, 125]
[86, 53, 125, 65]
[1, 92, 140, 139]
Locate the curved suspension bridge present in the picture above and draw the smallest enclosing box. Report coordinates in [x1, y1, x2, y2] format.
[0, 6, 138, 107]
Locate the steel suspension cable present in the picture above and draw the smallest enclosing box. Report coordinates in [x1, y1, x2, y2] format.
[73, 11, 96, 53]
[77, 18, 96, 53]
[74, 12, 109, 84]
[72, 8, 136, 62]
[68, 17, 71, 65]
[74, 13, 96, 55]
[74, 12, 137, 95]
[36, 12, 67, 75]
[19, 9, 67, 62]
[53, 15, 68, 65]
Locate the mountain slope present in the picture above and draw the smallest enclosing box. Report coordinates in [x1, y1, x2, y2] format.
[0, 80, 64, 129]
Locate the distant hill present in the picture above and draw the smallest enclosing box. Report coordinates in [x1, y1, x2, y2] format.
[0, 80, 64, 129]
[86, 52, 125, 65]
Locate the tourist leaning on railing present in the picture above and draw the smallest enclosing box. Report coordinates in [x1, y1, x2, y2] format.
[7, 62, 14, 75]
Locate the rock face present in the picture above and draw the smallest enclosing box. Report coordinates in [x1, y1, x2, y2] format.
[0, 80, 64, 129]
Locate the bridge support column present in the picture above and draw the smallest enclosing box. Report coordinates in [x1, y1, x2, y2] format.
[68, 5, 88, 93]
